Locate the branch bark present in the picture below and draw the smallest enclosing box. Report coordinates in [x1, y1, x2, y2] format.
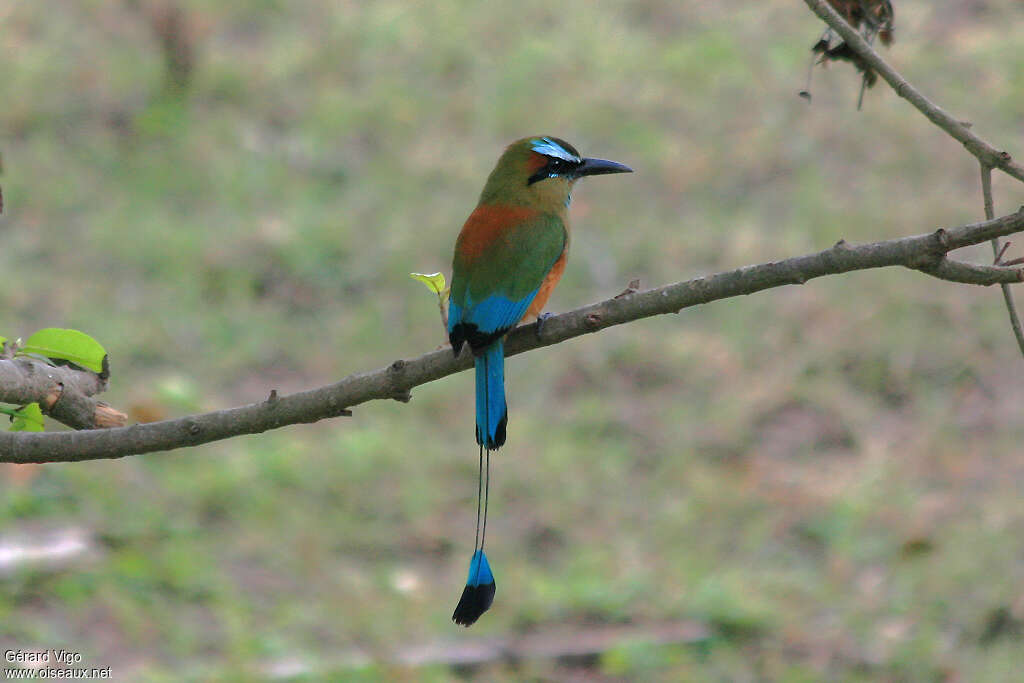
[3, 208, 1023, 463]
[802, 0, 1024, 183]
[0, 357, 126, 430]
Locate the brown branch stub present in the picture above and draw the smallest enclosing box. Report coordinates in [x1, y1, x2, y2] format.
[3, 210, 1024, 463]
[94, 404, 129, 429]
[614, 279, 642, 299]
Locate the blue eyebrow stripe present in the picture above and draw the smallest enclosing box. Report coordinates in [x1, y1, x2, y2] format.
[530, 137, 580, 162]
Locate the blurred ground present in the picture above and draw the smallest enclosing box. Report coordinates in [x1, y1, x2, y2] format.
[2, 0, 1024, 680]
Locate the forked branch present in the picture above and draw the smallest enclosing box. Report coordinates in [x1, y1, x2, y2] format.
[802, 0, 1024, 355]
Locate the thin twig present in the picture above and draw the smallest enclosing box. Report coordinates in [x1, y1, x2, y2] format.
[993, 241, 1011, 265]
[981, 163, 1024, 355]
[3, 208, 1023, 463]
[802, 0, 1024, 183]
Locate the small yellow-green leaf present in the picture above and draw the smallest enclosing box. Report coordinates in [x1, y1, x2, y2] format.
[10, 402, 44, 432]
[20, 328, 107, 374]
[410, 272, 447, 296]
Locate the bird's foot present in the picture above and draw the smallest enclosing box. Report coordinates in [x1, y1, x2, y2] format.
[535, 312, 554, 339]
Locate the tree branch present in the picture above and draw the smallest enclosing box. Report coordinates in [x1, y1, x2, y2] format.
[802, 0, 1024, 183]
[2, 208, 1022, 463]
[803, 0, 1024, 356]
[980, 163, 1024, 354]
[0, 357, 127, 430]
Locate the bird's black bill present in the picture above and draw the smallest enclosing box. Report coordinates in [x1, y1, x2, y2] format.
[575, 157, 633, 178]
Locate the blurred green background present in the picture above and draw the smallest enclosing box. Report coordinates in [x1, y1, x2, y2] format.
[2, 0, 1024, 680]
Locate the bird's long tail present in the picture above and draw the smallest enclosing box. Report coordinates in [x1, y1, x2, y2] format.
[452, 445, 495, 626]
[474, 341, 507, 450]
[452, 342, 505, 626]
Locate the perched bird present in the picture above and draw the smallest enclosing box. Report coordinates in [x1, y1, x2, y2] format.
[447, 136, 632, 626]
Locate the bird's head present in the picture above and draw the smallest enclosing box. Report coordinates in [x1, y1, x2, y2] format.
[478, 136, 632, 209]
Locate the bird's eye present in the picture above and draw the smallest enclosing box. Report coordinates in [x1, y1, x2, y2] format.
[548, 158, 565, 173]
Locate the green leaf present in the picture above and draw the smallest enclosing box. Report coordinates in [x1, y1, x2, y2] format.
[19, 328, 107, 374]
[0, 334, 6, 345]
[10, 402, 44, 432]
[409, 272, 447, 296]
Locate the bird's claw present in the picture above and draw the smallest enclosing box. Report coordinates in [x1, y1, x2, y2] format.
[535, 312, 554, 339]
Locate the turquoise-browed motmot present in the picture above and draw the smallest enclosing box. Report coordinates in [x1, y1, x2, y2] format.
[447, 136, 632, 626]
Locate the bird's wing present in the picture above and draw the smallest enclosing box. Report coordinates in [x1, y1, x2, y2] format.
[449, 205, 566, 351]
